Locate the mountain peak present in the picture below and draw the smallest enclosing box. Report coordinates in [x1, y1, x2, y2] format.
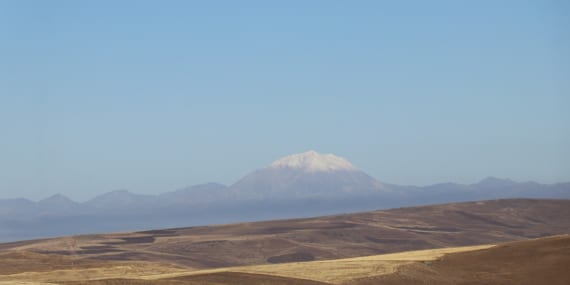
[268, 150, 356, 172]
[39, 194, 76, 204]
[37, 194, 78, 210]
[476, 177, 517, 187]
[86, 189, 155, 209]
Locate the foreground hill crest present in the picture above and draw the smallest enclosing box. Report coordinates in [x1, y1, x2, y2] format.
[268, 150, 356, 172]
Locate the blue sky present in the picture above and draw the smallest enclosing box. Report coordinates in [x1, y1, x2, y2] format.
[1, 1, 568, 201]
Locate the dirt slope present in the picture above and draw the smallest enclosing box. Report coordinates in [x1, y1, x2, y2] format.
[356, 235, 570, 285]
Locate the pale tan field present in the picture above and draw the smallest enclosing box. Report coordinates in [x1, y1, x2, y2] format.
[246, 245, 493, 283]
[0, 263, 185, 283]
[146, 244, 493, 284]
[0, 244, 493, 284]
[0, 282, 60, 285]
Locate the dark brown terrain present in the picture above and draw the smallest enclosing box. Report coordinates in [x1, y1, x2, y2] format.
[62, 272, 329, 285]
[0, 198, 568, 271]
[355, 234, 570, 285]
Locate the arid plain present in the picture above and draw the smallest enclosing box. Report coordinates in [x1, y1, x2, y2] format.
[0, 199, 569, 284]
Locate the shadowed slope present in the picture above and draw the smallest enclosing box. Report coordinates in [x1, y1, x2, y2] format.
[60, 272, 327, 285]
[356, 235, 570, 285]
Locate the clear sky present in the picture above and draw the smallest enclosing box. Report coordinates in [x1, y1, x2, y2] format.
[1, 1, 568, 201]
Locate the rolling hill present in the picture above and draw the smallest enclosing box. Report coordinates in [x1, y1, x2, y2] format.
[0, 235, 568, 284]
[0, 198, 568, 270]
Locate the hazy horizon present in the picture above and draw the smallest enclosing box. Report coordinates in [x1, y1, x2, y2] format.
[1, 1, 569, 201]
[2, 149, 568, 202]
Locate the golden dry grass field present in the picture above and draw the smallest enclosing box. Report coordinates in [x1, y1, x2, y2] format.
[0, 243, 494, 284]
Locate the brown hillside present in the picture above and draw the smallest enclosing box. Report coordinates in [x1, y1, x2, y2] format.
[355, 234, 570, 285]
[0, 199, 568, 271]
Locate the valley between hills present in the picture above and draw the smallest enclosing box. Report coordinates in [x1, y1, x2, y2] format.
[0, 198, 569, 284]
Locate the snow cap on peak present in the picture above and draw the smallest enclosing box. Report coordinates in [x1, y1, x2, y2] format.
[268, 150, 356, 172]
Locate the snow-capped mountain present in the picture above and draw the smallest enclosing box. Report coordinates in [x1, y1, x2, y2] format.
[231, 150, 385, 199]
[268, 150, 356, 172]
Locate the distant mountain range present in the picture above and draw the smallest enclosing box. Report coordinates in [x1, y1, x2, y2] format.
[1, 150, 568, 242]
